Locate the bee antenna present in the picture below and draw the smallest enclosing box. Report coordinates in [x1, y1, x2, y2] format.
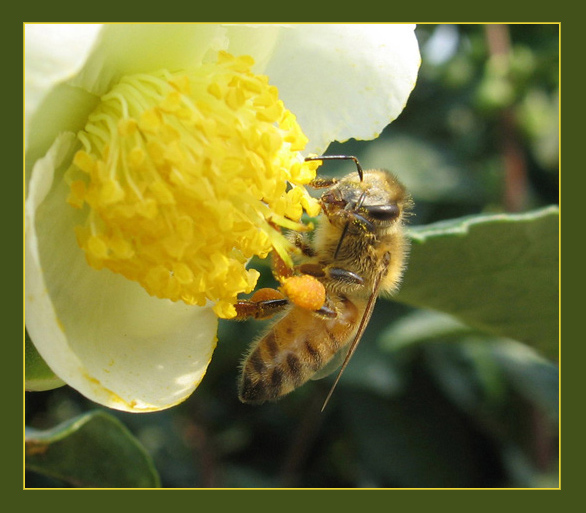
[305, 155, 364, 182]
[334, 190, 366, 259]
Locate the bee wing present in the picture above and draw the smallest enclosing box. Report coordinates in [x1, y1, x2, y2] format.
[310, 344, 351, 381]
[320, 252, 391, 412]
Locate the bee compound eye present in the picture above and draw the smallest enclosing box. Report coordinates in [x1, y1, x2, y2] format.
[364, 203, 400, 221]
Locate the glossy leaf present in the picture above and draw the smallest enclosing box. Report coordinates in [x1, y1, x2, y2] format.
[396, 206, 559, 360]
[25, 411, 160, 488]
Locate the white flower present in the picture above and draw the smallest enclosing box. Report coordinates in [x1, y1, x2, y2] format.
[25, 23, 420, 412]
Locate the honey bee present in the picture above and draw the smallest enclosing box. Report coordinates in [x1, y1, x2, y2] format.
[235, 156, 413, 410]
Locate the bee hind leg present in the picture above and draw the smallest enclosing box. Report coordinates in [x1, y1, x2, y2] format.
[234, 288, 289, 320]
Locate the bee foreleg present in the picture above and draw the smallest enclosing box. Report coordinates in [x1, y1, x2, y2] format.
[309, 177, 339, 189]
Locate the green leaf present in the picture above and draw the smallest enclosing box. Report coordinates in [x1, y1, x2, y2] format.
[396, 206, 559, 360]
[26, 410, 160, 488]
[379, 309, 475, 352]
[25, 331, 65, 391]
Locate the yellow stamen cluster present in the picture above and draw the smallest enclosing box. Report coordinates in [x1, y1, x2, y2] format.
[66, 52, 321, 318]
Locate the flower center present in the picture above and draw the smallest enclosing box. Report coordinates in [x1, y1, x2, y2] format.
[66, 52, 320, 318]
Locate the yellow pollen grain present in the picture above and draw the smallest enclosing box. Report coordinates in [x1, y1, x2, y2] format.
[73, 151, 96, 174]
[87, 235, 109, 260]
[128, 146, 146, 168]
[139, 109, 162, 131]
[160, 91, 183, 112]
[68, 52, 321, 318]
[207, 82, 223, 100]
[169, 74, 191, 95]
[67, 180, 87, 208]
[118, 118, 138, 137]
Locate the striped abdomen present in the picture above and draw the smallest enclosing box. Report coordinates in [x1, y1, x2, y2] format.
[238, 299, 361, 404]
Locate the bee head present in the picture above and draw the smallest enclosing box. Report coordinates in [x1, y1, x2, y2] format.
[321, 169, 411, 235]
[304, 155, 412, 257]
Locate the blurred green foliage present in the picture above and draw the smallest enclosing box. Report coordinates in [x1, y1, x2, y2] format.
[25, 24, 559, 488]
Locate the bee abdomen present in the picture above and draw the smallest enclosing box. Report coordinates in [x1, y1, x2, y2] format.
[238, 329, 336, 404]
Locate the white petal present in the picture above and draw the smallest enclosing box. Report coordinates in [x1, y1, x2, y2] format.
[260, 24, 421, 154]
[24, 24, 102, 133]
[25, 135, 218, 412]
[68, 24, 229, 96]
[223, 24, 283, 72]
